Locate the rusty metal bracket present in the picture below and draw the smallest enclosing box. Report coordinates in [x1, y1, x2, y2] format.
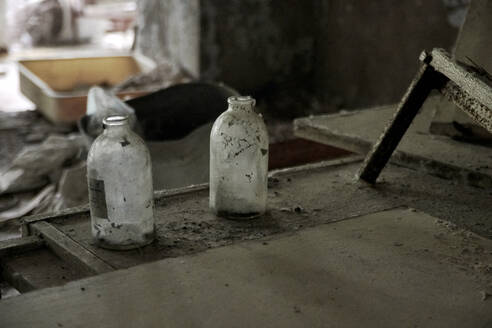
[357, 48, 492, 184]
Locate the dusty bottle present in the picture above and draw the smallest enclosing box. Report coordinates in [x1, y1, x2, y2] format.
[210, 96, 269, 218]
[87, 115, 155, 250]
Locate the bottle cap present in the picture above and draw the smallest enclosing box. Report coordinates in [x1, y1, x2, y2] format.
[227, 96, 256, 107]
[103, 115, 129, 127]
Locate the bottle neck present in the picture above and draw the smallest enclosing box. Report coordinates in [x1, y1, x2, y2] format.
[227, 96, 256, 113]
[103, 115, 131, 136]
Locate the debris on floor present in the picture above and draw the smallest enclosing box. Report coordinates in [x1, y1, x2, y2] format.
[113, 60, 194, 93]
[82, 87, 140, 146]
[0, 185, 54, 224]
[0, 134, 83, 194]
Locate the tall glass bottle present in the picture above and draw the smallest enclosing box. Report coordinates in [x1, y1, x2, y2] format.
[210, 96, 269, 218]
[87, 115, 155, 250]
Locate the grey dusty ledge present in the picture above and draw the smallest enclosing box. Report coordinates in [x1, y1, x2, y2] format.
[294, 102, 492, 189]
[324, 48, 491, 184]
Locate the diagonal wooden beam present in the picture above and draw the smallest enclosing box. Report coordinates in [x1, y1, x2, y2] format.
[357, 53, 444, 183]
[358, 49, 492, 184]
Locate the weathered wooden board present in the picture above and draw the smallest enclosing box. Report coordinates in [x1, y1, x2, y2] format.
[31, 221, 114, 275]
[1, 247, 88, 293]
[430, 48, 492, 125]
[0, 235, 43, 257]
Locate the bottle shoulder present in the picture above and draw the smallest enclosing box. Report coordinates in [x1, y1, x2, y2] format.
[88, 130, 150, 165]
[211, 110, 268, 149]
[212, 110, 267, 135]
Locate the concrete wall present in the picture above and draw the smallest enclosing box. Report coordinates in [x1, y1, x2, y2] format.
[200, 0, 316, 91]
[199, 0, 317, 118]
[313, 0, 459, 110]
[137, 0, 200, 76]
[138, 0, 462, 118]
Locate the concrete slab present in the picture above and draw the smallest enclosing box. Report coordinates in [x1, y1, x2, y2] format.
[294, 101, 492, 188]
[0, 208, 491, 327]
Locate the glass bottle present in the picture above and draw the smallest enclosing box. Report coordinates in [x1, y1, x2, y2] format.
[210, 96, 269, 218]
[87, 115, 155, 250]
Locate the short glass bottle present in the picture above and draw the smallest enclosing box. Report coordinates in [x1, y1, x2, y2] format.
[209, 96, 269, 218]
[87, 115, 155, 250]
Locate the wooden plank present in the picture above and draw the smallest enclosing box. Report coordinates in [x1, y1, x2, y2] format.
[430, 48, 492, 134]
[21, 204, 89, 236]
[0, 236, 44, 257]
[1, 247, 88, 293]
[268, 155, 363, 175]
[356, 62, 444, 183]
[31, 221, 114, 275]
[21, 184, 209, 232]
[440, 79, 492, 133]
[431, 0, 492, 134]
[153, 183, 209, 199]
[431, 48, 492, 111]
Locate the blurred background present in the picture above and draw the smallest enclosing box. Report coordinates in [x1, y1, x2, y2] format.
[0, 0, 482, 238]
[0, 0, 470, 115]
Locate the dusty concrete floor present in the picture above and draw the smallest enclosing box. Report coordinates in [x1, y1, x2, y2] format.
[1, 207, 491, 327]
